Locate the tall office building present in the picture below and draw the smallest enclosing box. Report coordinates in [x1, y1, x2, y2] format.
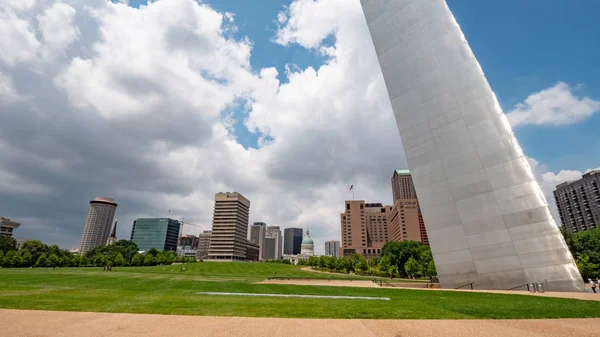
[263, 237, 276, 260]
[340, 201, 391, 258]
[324, 240, 340, 258]
[554, 170, 600, 233]
[79, 197, 117, 254]
[283, 228, 303, 255]
[392, 169, 417, 202]
[361, 0, 582, 290]
[250, 222, 266, 260]
[131, 218, 180, 252]
[389, 199, 421, 243]
[207, 192, 257, 261]
[266, 225, 283, 259]
[196, 230, 212, 259]
[0, 217, 20, 237]
[418, 212, 429, 245]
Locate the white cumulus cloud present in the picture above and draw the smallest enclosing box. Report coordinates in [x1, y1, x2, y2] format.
[0, 6, 40, 65]
[37, 2, 80, 61]
[507, 82, 600, 127]
[1, 0, 595, 254]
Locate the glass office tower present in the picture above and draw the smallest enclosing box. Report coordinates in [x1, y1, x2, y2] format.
[131, 218, 180, 252]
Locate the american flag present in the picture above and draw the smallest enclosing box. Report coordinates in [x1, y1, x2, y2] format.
[348, 185, 353, 192]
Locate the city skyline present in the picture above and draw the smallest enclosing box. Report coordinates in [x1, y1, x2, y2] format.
[1, 0, 599, 256]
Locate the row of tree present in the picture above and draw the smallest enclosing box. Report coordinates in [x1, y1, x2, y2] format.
[0, 237, 195, 268]
[299, 241, 436, 278]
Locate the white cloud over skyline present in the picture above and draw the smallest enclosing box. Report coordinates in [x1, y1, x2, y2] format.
[0, 0, 597, 253]
[507, 81, 600, 127]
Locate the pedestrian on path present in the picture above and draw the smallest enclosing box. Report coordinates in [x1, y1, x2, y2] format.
[590, 279, 596, 293]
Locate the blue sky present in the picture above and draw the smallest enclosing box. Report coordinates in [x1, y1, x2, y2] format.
[448, 0, 600, 172]
[126, 0, 600, 172]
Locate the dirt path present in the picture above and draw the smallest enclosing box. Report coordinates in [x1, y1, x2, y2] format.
[256, 279, 381, 288]
[2, 309, 599, 337]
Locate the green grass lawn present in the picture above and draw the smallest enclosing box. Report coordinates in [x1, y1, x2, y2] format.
[1, 263, 599, 319]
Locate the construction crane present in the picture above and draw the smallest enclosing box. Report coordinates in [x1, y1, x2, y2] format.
[177, 218, 206, 246]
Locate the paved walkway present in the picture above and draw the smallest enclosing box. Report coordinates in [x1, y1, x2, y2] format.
[260, 278, 600, 302]
[2, 309, 599, 337]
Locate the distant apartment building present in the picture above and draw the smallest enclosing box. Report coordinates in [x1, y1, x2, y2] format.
[0, 217, 20, 237]
[263, 237, 276, 260]
[391, 170, 429, 245]
[284, 227, 303, 255]
[391, 169, 417, 202]
[196, 230, 212, 260]
[79, 197, 117, 254]
[250, 222, 266, 260]
[179, 234, 199, 250]
[554, 170, 600, 233]
[131, 218, 180, 252]
[207, 192, 258, 261]
[389, 199, 421, 242]
[324, 240, 340, 258]
[340, 201, 391, 258]
[418, 212, 429, 245]
[265, 225, 283, 259]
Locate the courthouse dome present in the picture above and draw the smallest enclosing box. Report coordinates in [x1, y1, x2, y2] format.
[300, 229, 314, 256]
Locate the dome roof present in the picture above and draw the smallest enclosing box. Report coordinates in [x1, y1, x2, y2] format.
[301, 228, 314, 245]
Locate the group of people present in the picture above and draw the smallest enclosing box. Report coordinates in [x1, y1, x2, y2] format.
[589, 278, 600, 293]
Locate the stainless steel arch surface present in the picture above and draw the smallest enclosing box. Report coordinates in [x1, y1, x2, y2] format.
[360, 0, 583, 292]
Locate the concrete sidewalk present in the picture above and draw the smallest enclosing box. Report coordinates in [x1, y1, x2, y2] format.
[2, 309, 599, 337]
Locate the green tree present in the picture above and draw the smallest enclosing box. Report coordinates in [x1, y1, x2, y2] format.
[9, 251, 21, 267]
[20, 250, 33, 267]
[389, 265, 399, 277]
[0, 236, 17, 254]
[560, 225, 574, 253]
[0, 251, 4, 266]
[143, 254, 156, 266]
[166, 251, 177, 264]
[427, 260, 437, 277]
[147, 248, 159, 257]
[307, 256, 318, 267]
[35, 253, 48, 267]
[378, 256, 391, 274]
[113, 240, 139, 264]
[354, 254, 368, 273]
[94, 253, 106, 267]
[71, 254, 82, 267]
[131, 253, 142, 266]
[404, 257, 420, 277]
[114, 253, 125, 267]
[47, 245, 64, 258]
[59, 255, 71, 267]
[47, 254, 60, 269]
[318, 256, 327, 269]
[326, 256, 337, 270]
[0, 251, 10, 267]
[576, 255, 599, 280]
[381, 241, 424, 277]
[20, 240, 48, 262]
